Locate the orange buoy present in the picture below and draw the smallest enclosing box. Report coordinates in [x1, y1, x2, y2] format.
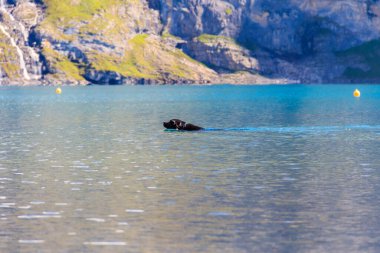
[353, 89, 360, 98]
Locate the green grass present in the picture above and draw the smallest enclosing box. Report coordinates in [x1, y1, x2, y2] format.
[225, 8, 233, 15]
[197, 34, 236, 44]
[162, 32, 181, 40]
[0, 39, 21, 79]
[129, 33, 149, 45]
[43, 0, 113, 26]
[42, 45, 85, 81]
[163, 47, 203, 78]
[41, 0, 138, 40]
[35, 0, 214, 82]
[87, 34, 209, 80]
[336, 40, 380, 79]
[56, 60, 84, 81]
[1, 63, 21, 79]
[88, 34, 156, 79]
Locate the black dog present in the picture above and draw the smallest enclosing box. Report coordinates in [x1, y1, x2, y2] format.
[163, 119, 203, 131]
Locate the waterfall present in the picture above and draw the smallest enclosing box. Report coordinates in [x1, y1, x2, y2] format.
[0, 0, 32, 81]
[0, 25, 31, 80]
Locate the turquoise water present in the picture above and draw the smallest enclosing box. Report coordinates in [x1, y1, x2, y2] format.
[1, 85, 380, 252]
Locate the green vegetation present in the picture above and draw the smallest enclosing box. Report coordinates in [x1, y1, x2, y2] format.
[162, 32, 181, 40]
[225, 8, 233, 15]
[88, 34, 208, 80]
[88, 34, 156, 79]
[0, 33, 21, 79]
[41, 0, 137, 41]
[38, 1, 213, 82]
[196, 33, 255, 53]
[1, 62, 21, 79]
[43, 0, 114, 26]
[197, 34, 236, 44]
[336, 40, 380, 79]
[164, 46, 206, 78]
[42, 44, 85, 81]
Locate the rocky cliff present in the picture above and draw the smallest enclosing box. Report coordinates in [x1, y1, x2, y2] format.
[1, 0, 380, 85]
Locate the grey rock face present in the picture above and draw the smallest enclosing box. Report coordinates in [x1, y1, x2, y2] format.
[155, 0, 380, 82]
[185, 36, 259, 72]
[2, 0, 380, 84]
[160, 0, 380, 53]
[156, 0, 243, 39]
[84, 69, 125, 85]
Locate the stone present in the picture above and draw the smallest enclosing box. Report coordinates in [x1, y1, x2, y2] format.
[1, 0, 380, 85]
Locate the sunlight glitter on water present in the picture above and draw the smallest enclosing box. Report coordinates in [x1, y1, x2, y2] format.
[1, 85, 380, 253]
[18, 240, 45, 244]
[83, 241, 127, 246]
[17, 214, 62, 219]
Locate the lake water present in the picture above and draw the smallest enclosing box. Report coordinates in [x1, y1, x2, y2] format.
[1, 85, 380, 253]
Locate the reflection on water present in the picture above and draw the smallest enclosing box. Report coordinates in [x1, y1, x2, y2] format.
[1, 85, 380, 252]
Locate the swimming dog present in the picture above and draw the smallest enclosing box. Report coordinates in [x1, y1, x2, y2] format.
[163, 119, 203, 131]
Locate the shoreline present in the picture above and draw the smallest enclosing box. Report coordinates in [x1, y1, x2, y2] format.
[0, 82, 373, 87]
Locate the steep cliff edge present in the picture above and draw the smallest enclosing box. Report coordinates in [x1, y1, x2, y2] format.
[156, 0, 380, 83]
[1, 0, 380, 85]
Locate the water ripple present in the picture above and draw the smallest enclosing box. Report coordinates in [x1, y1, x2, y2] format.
[83, 241, 127, 246]
[202, 125, 380, 133]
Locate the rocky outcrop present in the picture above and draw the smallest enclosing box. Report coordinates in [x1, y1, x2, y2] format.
[184, 34, 259, 73]
[156, 0, 380, 83]
[32, 0, 219, 85]
[1, 0, 380, 85]
[0, 0, 41, 84]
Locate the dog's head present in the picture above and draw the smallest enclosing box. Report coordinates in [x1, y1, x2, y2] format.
[163, 119, 185, 129]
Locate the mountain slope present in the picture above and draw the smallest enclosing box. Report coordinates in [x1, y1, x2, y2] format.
[1, 0, 380, 85]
